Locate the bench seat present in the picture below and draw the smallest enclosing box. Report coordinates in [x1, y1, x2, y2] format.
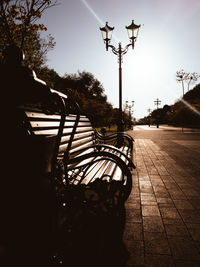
[20, 105, 135, 201]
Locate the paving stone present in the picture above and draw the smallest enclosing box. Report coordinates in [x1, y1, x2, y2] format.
[163, 218, 185, 225]
[182, 189, 199, 198]
[142, 205, 160, 217]
[126, 208, 142, 223]
[149, 175, 163, 181]
[138, 174, 150, 180]
[140, 185, 154, 194]
[132, 187, 140, 195]
[144, 232, 171, 255]
[168, 190, 186, 200]
[158, 203, 175, 208]
[186, 223, 200, 241]
[154, 191, 170, 198]
[126, 240, 145, 267]
[147, 168, 159, 175]
[145, 255, 175, 267]
[143, 216, 165, 233]
[153, 185, 168, 194]
[128, 194, 140, 203]
[142, 201, 158, 206]
[178, 210, 200, 223]
[168, 237, 200, 260]
[159, 207, 181, 219]
[124, 222, 143, 241]
[175, 260, 200, 267]
[188, 199, 200, 210]
[178, 183, 194, 189]
[150, 179, 165, 187]
[126, 202, 141, 210]
[164, 182, 180, 190]
[173, 200, 194, 210]
[141, 193, 156, 203]
[156, 198, 174, 204]
[165, 224, 190, 237]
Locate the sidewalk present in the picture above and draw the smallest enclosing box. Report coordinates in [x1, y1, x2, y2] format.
[123, 138, 200, 267]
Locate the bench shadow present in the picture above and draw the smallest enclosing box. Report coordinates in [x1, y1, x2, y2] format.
[53, 182, 130, 267]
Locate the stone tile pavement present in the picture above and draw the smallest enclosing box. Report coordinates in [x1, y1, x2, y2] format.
[123, 136, 200, 267]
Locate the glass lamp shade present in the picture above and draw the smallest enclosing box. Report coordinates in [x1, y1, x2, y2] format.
[100, 22, 114, 42]
[125, 20, 140, 41]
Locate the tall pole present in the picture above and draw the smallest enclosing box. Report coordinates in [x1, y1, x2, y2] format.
[147, 108, 151, 127]
[118, 43, 123, 132]
[154, 98, 161, 128]
[126, 100, 134, 129]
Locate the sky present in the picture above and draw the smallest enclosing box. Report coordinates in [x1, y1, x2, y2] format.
[39, 0, 200, 119]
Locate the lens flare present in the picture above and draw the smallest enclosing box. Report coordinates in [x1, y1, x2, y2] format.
[180, 98, 200, 116]
[80, 0, 104, 26]
[80, 0, 119, 42]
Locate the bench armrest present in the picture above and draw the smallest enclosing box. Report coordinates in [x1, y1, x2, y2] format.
[67, 150, 133, 201]
[95, 130, 134, 151]
[68, 144, 136, 169]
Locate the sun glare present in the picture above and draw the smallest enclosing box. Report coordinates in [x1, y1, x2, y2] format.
[80, 0, 119, 42]
[181, 99, 200, 116]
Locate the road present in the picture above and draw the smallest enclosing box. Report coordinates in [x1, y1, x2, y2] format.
[123, 125, 200, 267]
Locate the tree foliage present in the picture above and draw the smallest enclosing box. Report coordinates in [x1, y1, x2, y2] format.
[62, 71, 107, 103]
[58, 71, 112, 126]
[0, 0, 57, 69]
[176, 69, 200, 95]
[36, 68, 132, 128]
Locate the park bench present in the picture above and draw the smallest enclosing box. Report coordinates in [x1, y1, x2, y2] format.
[19, 90, 135, 198]
[17, 90, 135, 265]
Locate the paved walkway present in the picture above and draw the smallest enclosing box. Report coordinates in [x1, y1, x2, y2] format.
[123, 127, 200, 267]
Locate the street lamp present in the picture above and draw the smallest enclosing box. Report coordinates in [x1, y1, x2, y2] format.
[100, 20, 140, 132]
[126, 100, 135, 116]
[154, 98, 161, 128]
[126, 101, 135, 129]
[147, 108, 152, 127]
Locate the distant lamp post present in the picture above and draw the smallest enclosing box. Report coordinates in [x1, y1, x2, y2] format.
[126, 100, 135, 129]
[154, 98, 161, 128]
[100, 20, 140, 133]
[147, 108, 152, 127]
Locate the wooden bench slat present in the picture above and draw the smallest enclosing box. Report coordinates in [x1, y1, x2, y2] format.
[30, 121, 75, 128]
[70, 136, 94, 149]
[69, 141, 95, 157]
[83, 159, 113, 184]
[80, 159, 109, 184]
[77, 122, 92, 127]
[25, 111, 62, 120]
[72, 131, 94, 141]
[58, 131, 94, 146]
[72, 127, 93, 134]
[33, 127, 73, 135]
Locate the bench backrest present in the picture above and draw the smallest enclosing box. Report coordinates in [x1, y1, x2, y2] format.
[22, 108, 96, 170]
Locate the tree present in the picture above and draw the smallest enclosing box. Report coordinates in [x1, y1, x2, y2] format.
[62, 71, 108, 104]
[176, 69, 200, 96]
[185, 72, 199, 92]
[36, 66, 62, 88]
[0, 0, 58, 69]
[48, 71, 114, 127]
[176, 69, 187, 96]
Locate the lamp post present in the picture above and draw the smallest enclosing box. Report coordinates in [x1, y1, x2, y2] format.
[100, 20, 140, 132]
[147, 108, 151, 127]
[125, 100, 135, 129]
[154, 98, 161, 128]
